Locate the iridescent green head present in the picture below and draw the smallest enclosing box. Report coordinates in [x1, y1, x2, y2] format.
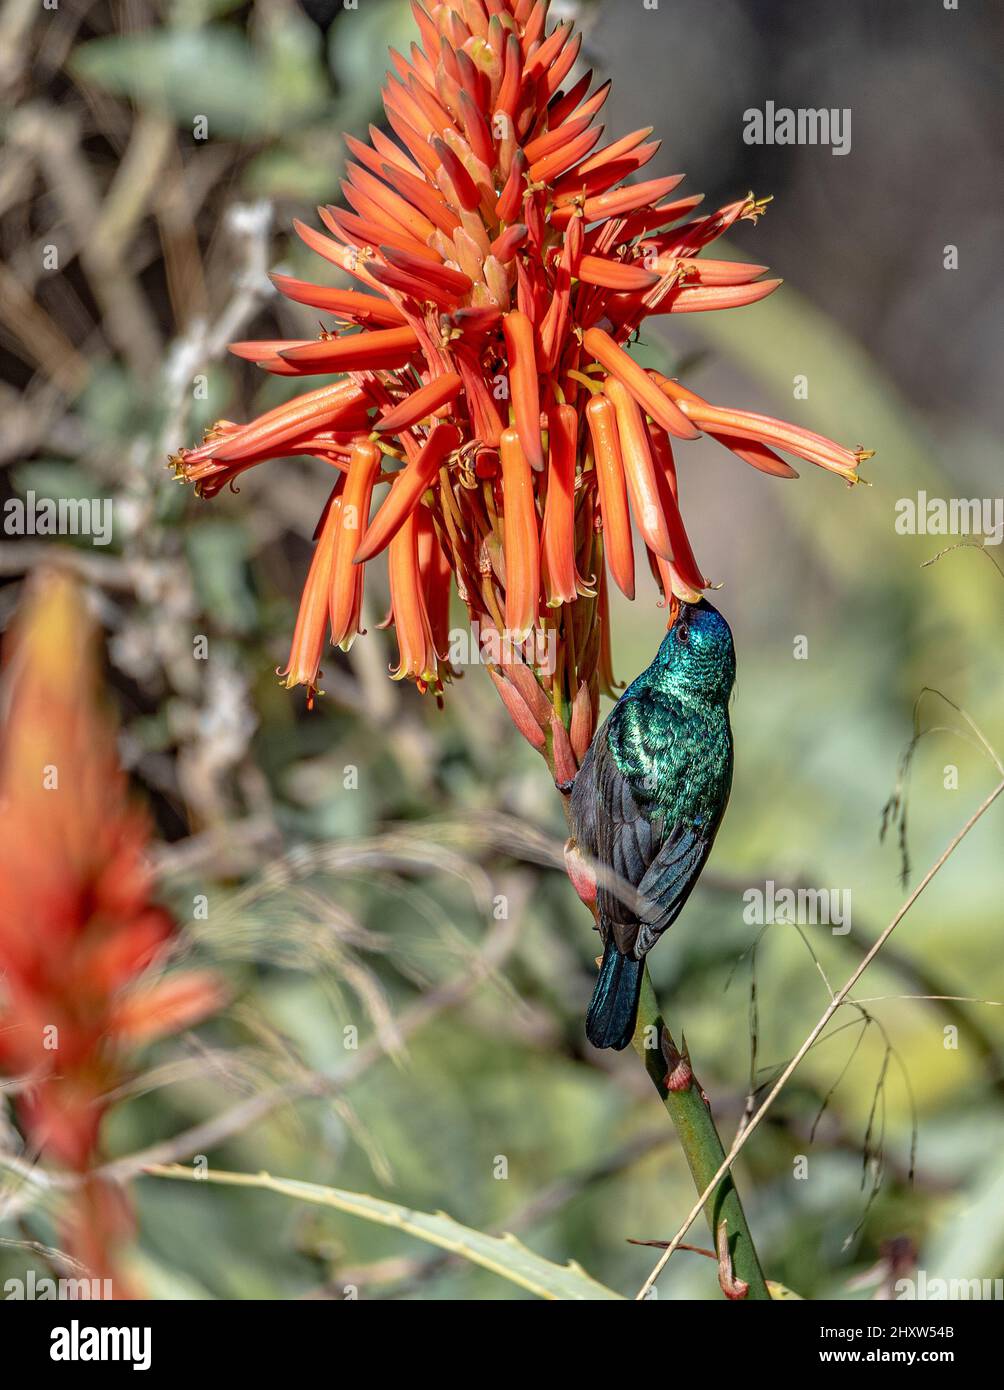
[651, 598, 736, 703]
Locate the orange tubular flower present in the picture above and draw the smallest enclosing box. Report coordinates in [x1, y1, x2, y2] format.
[279, 482, 342, 706]
[541, 403, 581, 606]
[605, 377, 674, 562]
[0, 572, 222, 1289]
[329, 439, 382, 649]
[355, 424, 461, 563]
[499, 426, 540, 641]
[586, 394, 635, 601]
[385, 509, 442, 687]
[502, 309, 545, 473]
[647, 426, 707, 601]
[174, 0, 870, 770]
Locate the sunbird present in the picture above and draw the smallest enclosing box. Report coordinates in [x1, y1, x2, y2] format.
[567, 598, 736, 1050]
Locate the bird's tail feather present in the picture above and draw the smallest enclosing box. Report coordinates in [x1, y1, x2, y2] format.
[586, 942, 644, 1051]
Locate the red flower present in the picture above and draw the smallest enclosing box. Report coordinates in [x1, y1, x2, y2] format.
[174, 0, 871, 758]
[0, 571, 223, 1286]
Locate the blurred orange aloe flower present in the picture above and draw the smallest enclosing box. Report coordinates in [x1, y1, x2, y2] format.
[173, 0, 870, 767]
[0, 571, 223, 1289]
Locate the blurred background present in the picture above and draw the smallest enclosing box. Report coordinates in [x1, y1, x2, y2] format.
[1, 0, 1002, 1299]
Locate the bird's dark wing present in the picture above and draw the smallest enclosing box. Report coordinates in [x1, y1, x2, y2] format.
[632, 830, 712, 956]
[588, 694, 725, 957]
[567, 734, 599, 860]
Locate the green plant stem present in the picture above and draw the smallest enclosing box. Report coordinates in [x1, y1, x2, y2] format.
[632, 966, 770, 1300]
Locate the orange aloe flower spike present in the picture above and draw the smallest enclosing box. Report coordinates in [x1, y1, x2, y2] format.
[586, 393, 635, 601]
[0, 572, 222, 1284]
[380, 162, 464, 235]
[111, 972, 227, 1047]
[432, 137, 484, 213]
[343, 163, 438, 243]
[172, 0, 871, 709]
[410, 1, 439, 56]
[499, 426, 540, 641]
[520, 0, 547, 52]
[228, 338, 312, 361]
[369, 121, 422, 176]
[549, 709, 578, 787]
[704, 429, 800, 477]
[385, 107, 442, 179]
[453, 343, 505, 445]
[368, 260, 466, 312]
[678, 402, 864, 480]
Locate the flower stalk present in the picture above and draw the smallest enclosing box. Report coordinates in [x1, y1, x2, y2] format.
[633, 969, 770, 1300]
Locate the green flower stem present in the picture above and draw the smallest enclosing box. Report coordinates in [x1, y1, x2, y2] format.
[632, 965, 770, 1300]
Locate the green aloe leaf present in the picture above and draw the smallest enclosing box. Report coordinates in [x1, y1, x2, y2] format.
[145, 1163, 625, 1300]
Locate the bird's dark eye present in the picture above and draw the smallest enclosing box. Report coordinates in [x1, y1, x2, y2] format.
[678, 624, 689, 645]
